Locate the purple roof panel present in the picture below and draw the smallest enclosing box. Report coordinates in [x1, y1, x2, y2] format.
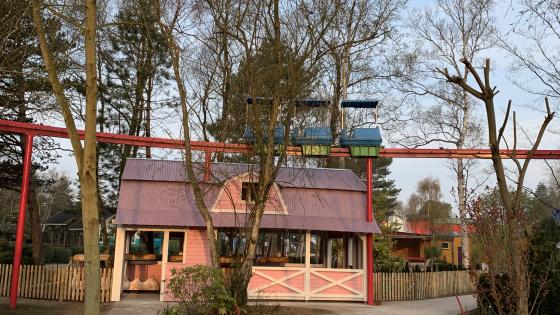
[121, 159, 366, 192]
[116, 159, 380, 234]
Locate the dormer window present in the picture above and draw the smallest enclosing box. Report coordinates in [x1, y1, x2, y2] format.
[241, 182, 257, 203]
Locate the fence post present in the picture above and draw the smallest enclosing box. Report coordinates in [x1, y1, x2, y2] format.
[59, 266, 66, 302]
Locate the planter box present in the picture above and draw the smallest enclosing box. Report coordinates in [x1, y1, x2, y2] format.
[301, 145, 331, 156]
[125, 254, 156, 261]
[350, 146, 380, 157]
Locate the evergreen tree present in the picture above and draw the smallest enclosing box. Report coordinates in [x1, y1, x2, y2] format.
[97, 0, 171, 207]
[527, 183, 559, 224]
[207, 39, 319, 144]
[0, 0, 74, 264]
[344, 157, 402, 225]
[371, 158, 402, 221]
[528, 216, 560, 314]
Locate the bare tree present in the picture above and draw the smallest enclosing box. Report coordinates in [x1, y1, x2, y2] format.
[31, 0, 101, 313]
[439, 58, 554, 315]
[156, 0, 222, 270]
[156, 0, 339, 306]
[502, 0, 560, 131]
[321, 0, 404, 168]
[396, 0, 495, 267]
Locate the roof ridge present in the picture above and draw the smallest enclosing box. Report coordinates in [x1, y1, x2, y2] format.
[126, 158, 354, 172]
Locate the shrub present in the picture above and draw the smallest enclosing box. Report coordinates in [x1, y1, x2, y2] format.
[434, 259, 457, 271]
[0, 243, 34, 264]
[70, 246, 84, 256]
[477, 273, 516, 314]
[374, 236, 406, 272]
[44, 246, 71, 264]
[424, 245, 442, 260]
[164, 265, 236, 315]
[528, 216, 560, 314]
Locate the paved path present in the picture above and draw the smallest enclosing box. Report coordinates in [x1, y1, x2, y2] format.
[1, 294, 477, 315]
[106, 293, 477, 315]
[278, 295, 476, 314]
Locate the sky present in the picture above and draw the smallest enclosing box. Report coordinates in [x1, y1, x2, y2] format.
[42, 0, 560, 216]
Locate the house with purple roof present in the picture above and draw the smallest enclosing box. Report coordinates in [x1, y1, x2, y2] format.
[110, 158, 380, 302]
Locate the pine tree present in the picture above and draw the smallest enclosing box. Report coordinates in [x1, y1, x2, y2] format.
[344, 157, 402, 225]
[97, 0, 171, 207]
[207, 38, 319, 144]
[0, 0, 74, 264]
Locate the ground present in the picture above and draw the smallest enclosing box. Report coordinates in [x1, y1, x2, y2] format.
[0, 294, 477, 314]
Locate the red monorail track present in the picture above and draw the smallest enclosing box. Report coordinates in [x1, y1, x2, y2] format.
[1, 119, 559, 159]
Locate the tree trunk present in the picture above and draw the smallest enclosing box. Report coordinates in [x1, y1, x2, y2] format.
[32, 1, 101, 312]
[456, 158, 469, 268]
[28, 181, 44, 265]
[82, 0, 101, 313]
[160, 18, 221, 269]
[229, 259, 253, 306]
[145, 75, 152, 158]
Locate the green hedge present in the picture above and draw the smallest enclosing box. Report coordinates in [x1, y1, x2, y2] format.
[0, 242, 72, 264]
[44, 246, 71, 264]
[0, 243, 35, 264]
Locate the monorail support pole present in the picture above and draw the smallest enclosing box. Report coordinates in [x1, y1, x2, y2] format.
[203, 151, 212, 182]
[366, 157, 374, 305]
[10, 134, 34, 309]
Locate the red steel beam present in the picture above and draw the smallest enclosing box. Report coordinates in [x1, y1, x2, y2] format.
[9, 134, 33, 309]
[1, 119, 560, 159]
[366, 158, 374, 305]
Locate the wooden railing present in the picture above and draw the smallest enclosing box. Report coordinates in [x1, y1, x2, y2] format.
[0, 264, 112, 302]
[247, 267, 365, 301]
[374, 271, 477, 301]
[245, 268, 476, 302]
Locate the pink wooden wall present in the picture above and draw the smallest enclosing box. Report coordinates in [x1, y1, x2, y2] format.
[126, 263, 161, 282]
[162, 263, 186, 301]
[212, 173, 286, 213]
[161, 229, 211, 301]
[184, 229, 211, 266]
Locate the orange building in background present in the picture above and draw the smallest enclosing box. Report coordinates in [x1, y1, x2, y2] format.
[388, 218, 471, 266]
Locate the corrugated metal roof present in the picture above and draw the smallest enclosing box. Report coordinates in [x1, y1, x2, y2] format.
[116, 162, 380, 234]
[121, 158, 366, 192]
[116, 210, 379, 234]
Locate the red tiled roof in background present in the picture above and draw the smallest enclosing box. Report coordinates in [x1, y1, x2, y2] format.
[406, 220, 472, 235]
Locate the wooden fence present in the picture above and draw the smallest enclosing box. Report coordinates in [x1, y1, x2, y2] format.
[0, 264, 112, 302]
[0, 264, 475, 303]
[374, 270, 477, 301]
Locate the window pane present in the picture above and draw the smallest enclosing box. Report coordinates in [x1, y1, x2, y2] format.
[126, 231, 163, 261]
[217, 229, 246, 259]
[255, 230, 305, 266]
[285, 233, 305, 264]
[330, 238, 344, 268]
[310, 232, 325, 265]
[168, 232, 185, 262]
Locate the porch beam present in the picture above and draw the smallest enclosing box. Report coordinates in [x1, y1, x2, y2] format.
[160, 230, 170, 302]
[111, 227, 126, 302]
[305, 231, 311, 301]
